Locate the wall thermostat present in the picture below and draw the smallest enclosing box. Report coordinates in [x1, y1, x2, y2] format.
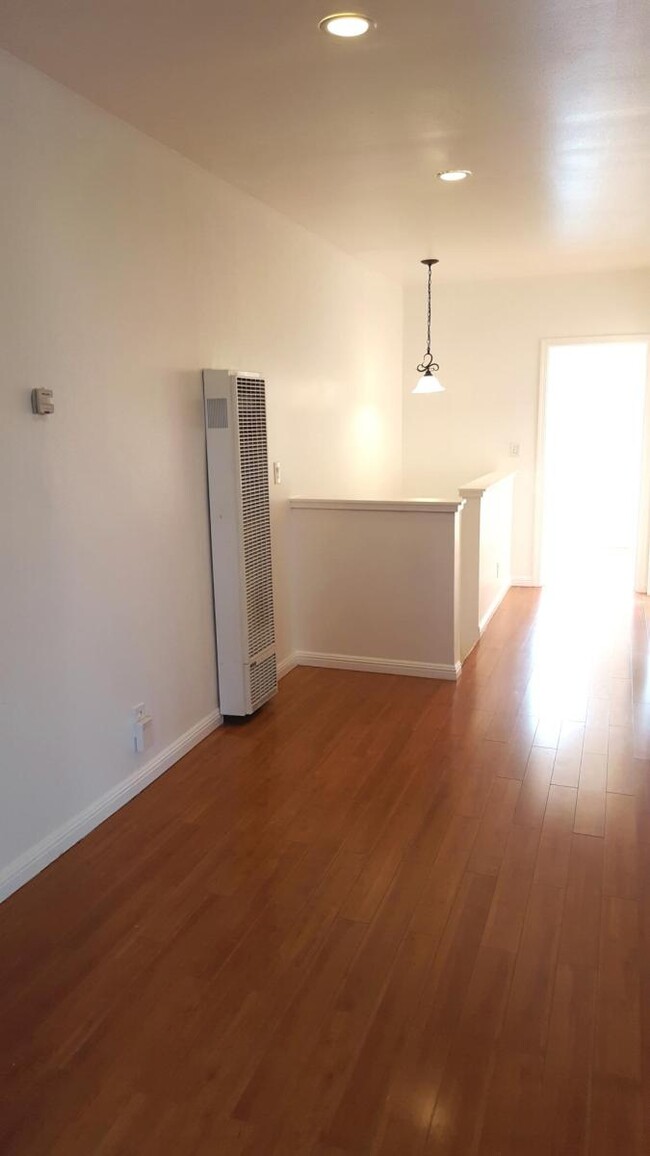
[31, 388, 54, 415]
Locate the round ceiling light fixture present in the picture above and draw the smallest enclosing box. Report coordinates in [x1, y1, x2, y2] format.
[319, 12, 375, 37]
[437, 169, 472, 182]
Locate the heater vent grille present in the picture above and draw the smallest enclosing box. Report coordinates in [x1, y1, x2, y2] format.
[237, 376, 275, 659]
[206, 397, 229, 429]
[249, 652, 277, 712]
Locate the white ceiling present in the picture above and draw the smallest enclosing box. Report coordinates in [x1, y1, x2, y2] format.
[1, 0, 649, 283]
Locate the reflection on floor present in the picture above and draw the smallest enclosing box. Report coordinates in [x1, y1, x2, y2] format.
[1, 582, 650, 1154]
[533, 547, 638, 720]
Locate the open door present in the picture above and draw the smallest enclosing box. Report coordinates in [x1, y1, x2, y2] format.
[537, 339, 650, 595]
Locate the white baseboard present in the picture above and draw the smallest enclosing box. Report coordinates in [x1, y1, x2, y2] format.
[277, 653, 298, 679]
[511, 576, 539, 587]
[293, 651, 461, 681]
[0, 708, 222, 905]
[479, 582, 511, 635]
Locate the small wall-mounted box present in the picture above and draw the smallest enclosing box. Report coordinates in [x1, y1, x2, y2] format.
[31, 388, 54, 415]
[133, 713, 153, 754]
[132, 703, 153, 753]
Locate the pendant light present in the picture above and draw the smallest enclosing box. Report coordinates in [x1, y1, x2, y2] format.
[413, 258, 444, 394]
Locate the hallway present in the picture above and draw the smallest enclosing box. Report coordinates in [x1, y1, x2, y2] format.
[1, 585, 650, 1154]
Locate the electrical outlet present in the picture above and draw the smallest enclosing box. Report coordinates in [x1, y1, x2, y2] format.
[273, 461, 281, 485]
[509, 442, 520, 457]
[132, 703, 146, 723]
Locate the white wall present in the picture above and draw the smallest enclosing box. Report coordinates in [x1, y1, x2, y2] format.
[459, 472, 514, 659]
[403, 269, 650, 580]
[477, 476, 514, 624]
[290, 501, 462, 676]
[0, 49, 403, 893]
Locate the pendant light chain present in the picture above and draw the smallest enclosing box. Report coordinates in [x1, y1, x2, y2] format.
[416, 258, 440, 375]
[426, 261, 432, 357]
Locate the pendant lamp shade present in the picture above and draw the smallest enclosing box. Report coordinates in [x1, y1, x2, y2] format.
[413, 370, 445, 394]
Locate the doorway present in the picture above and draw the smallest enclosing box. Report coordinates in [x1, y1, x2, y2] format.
[537, 338, 650, 595]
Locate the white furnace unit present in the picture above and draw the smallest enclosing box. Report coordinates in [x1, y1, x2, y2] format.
[202, 369, 277, 716]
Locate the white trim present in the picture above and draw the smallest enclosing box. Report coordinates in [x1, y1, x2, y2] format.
[289, 498, 465, 514]
[511, 576, 538, 586]
[459, 470, 516, 498]
[293, 651, 461, 681]
[277, 653, 297, 678]
[478, 583, 511, 634]
[0, 709, 222, 904]
[533, 339, 549, 586]
[534, 335, 650, 590]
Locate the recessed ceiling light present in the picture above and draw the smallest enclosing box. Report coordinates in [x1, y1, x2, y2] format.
[319, 13, 375, 38]
[437, 169, 472, 182]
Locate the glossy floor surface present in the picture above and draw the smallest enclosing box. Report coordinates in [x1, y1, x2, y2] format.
[2, 583, 650, 1154]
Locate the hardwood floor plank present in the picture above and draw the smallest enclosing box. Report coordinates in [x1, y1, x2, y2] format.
[319, 931, 436, 1154]
[425, 1037, 497, 1156]
[232, 916, 367, 1126]
[533, 784, 577, 890]
[583, 724, 609, 757]
[468, 777, 521, 877]
[340, 753, 452, 923]
[500, 880, 565, 1054]
[588, 1075, 644, 1156]
[559, 833, 604, 968]
[476, 1050, 549, 1156]
[543, 962, 597, 1156]
[607, 728, 645, 795]
[408, 813, 480, 937]
[603, 792, 639, 900]
[372, 872, 497, 1156]
[482, 823, 540, 956]
[533, 716, 562, 750]
[425, 945, 514, 1155]
[552, 721, 585, 788]
[513, 748, 555, 829]
[594, 896, 642, 1083]
[495, 729, 539, 782]
[575, 750, 608, 837]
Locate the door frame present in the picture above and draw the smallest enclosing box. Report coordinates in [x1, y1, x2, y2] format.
[534, 334, 650, 592]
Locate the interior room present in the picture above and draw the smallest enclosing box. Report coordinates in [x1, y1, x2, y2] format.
[1, 1, 650, 1152]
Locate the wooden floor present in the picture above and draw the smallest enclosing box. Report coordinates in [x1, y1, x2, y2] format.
[2, 585, 650, 1154]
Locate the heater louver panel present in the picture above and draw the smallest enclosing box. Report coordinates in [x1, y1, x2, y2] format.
[249, 651, 278, 712]
[206, 397, 229, 429]
[236, 377, 275, 661]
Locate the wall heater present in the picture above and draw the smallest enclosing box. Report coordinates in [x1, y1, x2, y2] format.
[203, 369, 277, 717]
